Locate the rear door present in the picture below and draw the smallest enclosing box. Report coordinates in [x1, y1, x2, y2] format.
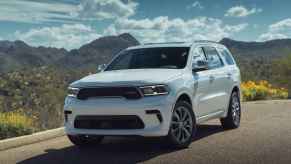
[217, 47, 239, 110]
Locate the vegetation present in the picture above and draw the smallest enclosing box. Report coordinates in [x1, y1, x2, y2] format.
[0, 67, 89, 134]
[241, 80, 288, 101]
[0, 111, 34, 139]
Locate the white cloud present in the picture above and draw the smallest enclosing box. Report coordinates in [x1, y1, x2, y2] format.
[269, 18, 291, 31]
[258, 18, 291, 41]
[0, 0, 138, 23]
[225, 6, 262, 17]
[0, 0, 78, 23]
[14, 24, 101, 50]
[105, 16, 248, 43]
[76, 0, 138, 20]
[187, 1, 203, 10]
[258, 33, 287, 41]
[225, 23, 249, 32]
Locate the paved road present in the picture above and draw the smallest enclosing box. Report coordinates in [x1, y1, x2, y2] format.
[1, 100, 291, 164]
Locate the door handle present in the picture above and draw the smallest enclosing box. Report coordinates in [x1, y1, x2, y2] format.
[209, 75, 215, 83]
[227, 72, 232, 79]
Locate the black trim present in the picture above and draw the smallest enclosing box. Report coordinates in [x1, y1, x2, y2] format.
[77, 87, 142, 100]
[146, 110, 163, 123]
[64, 111, 72, 114]
[64, 111, 72, 122]
[74, 115, 145, 130]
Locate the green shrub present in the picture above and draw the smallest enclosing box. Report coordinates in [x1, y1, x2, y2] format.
[0, 112, 34, 140]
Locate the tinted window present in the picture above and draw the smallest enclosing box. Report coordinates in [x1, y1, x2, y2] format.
[203, 46, 224, 69]
[219, 48, 235, 65]
[106, 47, 189, 71]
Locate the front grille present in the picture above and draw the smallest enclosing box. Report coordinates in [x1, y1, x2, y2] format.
[77, 86, 142, 100]
[74, 115, 145, 130]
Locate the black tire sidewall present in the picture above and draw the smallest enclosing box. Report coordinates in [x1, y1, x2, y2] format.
[230, 92, 241, 126]
[167, 101, 196, 148]
[221, 91, 241, 129]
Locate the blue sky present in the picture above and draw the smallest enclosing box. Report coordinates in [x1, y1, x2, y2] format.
[0, 0, 291, 49]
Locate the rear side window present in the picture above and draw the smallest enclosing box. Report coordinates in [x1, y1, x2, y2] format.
[203, 46, 224, 69]
[219, 48, 235, 65]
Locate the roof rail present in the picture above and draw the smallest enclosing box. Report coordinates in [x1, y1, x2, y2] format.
[143, 42, 186, 45]
[144, 40, 219, 45]
[193, 40, 219, 44]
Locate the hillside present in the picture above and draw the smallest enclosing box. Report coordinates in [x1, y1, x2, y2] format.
[57, 33, 139, 70]
[1, 34, 291, 83]
[220, 38, 291, 60]
[218, 38, 291, 81]
[0, 40, 68, 72]
[1, 36, 291, 73]
[0, 33, 139, 73]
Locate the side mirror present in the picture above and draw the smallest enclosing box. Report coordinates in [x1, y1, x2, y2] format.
[192, 60, 208, 72]
[97, 64, 107, 72]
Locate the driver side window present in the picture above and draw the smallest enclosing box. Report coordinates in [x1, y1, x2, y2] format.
[192, 47, 207, 65]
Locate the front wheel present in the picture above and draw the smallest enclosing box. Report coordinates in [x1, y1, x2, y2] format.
[220, 91, 241, 129]
[166, 101, 196, 148]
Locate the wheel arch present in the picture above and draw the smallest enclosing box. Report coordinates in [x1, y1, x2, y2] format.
[232, 85, 240, 96]
[223, 85, 241, 118]
[173, 92, 196, 119]
[176, 93, 192, 106]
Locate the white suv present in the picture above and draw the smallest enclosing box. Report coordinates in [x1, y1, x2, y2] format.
[64, 41, 241, 148]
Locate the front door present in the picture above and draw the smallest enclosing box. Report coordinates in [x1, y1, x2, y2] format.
[191, 47, 212, 117]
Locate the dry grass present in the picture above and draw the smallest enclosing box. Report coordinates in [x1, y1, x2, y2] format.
[0, 112, 34, 139]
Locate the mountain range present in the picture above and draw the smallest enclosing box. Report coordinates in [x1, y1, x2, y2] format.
[0, 33, 291, 73]
[0, 33, 139, 72]
[220, 38, 291, 60]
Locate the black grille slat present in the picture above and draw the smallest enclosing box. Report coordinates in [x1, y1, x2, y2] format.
[77, 87, 142, 100]
[74, 115, 145, 129]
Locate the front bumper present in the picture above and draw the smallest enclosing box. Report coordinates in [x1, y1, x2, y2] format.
[64, 95, 175, 137]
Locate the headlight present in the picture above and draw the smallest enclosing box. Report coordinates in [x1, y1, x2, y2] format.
[67, 87, 79, 98]
[139, 85, 169, 96]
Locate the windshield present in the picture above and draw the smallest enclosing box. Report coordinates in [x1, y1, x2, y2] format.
[105, 47, 189, 71]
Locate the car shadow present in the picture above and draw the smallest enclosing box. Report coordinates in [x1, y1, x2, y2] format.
[18, 124, 225, 164]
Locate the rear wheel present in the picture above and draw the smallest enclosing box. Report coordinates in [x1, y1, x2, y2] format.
[67, 135, 104, 147]
[220, 91, 241, 129]
[166, 101, 196, 148]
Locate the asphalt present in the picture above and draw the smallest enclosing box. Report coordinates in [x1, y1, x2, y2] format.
[0, 100, 291, 164]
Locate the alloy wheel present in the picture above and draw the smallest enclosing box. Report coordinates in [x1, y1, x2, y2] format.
[170, 106, 193, 144]
[231, 95, 241, 126]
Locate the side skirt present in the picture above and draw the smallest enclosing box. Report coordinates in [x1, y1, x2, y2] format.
[196, 110, 224, 124]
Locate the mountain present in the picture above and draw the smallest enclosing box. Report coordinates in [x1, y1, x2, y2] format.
[220, 38, 291, 60]
[57, 33, 139, 70]
[219, 38, 291, 81]
[0, 40, 68, 72]
[0, 33, 139, 73]
[1, 34, 291, 74]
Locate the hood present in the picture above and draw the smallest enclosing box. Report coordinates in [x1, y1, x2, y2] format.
[70, 69, 183, 87]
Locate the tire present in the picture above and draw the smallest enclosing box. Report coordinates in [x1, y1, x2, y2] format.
[166, 101, 196, 149]
[67, 135, 104, 147]
[220, 91, 241, 129]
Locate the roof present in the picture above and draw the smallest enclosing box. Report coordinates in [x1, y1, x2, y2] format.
[127, 40, 224, 50]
